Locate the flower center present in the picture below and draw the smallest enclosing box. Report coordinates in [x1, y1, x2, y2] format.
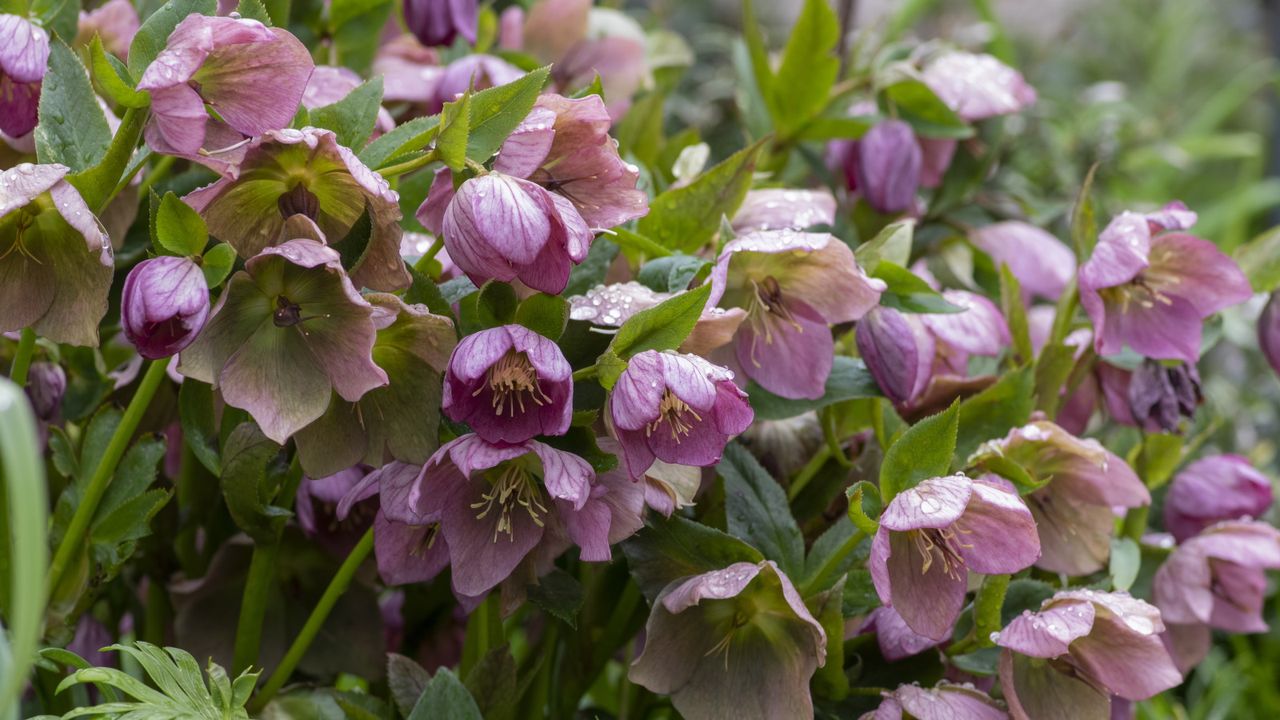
[477, 350, 549, 417]
[278, 183, 321, 220]
[273, 296, 304, 327]
[646, 391, 703, 443]
[912, 524, 973, 579]
[743, 276, 802, 367]
[0, 211, 40, 264]
[471, 463, 548, 543]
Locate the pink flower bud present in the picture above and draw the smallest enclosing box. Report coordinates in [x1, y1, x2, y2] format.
[121, 256, 210, 360]
[855, 120, 922, 214]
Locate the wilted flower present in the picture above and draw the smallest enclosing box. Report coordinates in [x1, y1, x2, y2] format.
[1078, 205, 1251, 363]
[121, 256, 210, 360]
[859, 606, 944, 662]
[629, 561, 827, 720]
[178, 239, 388, 443]
[1164, 456, 1273, 542]
[0, 163, 113, 346]
[184, 127, 410, 291]
[709, 230, 885, 399]
[1154, 520, 1280, 636]
[0, 14, 48, 138]
[871, 474, 1040, 640]
[1097, 359, 1202, 433]
[567, 282, 746, 356]
[921, 51, 1037, 121]
[970, 221, 1076, 301]
[973, 421, 1149, 575]
[442, 324, 572, 444]
[136, 15, 314, 172]
[995, 590, 1181, 717]
[1258, 291, 1280, 378]
[856, 120, 923, 214]
[432, 54, 523, 112]
[403, 0, 477, 48]
[862, 681, 1006, 720]
[856, 305, 935, 406]
[75, 0, 139, 59]
[606, 350, 753, 478]
[731, 188, 836, 233]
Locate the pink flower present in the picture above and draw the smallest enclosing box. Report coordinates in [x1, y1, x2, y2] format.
[1164, 455, 1273, 542]
[922, 51, 1037, 122]
[76, 0, 139, 60]
[403, 0, 477, 48]
[856, 306, 936, 406]
[1154, 520, 1280, 634]
[970, 221, 1076, 301]
[121, 256, 210, 360]
[856, 120, 923, 214]
[862, 681, 1006, 720]
[431, 53, 522, 112]
[0, 14, 49, 138]
[731, 188, 836, 233]
[859, 606, 944, 661]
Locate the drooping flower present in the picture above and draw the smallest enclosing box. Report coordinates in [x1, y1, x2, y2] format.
[24, 361, 65, 423]
[637, 459, 702, 518]
[971, 421, 1149, 575]
[1097, 358, 1202, 433]
[567, 282, 746, 356]
[442, 324, 572, 444]
[629, 560, 827, 720]
[870, 474, 1040, 640]
[121, 256, 210, 360]
[919, 290, 1011, 374]
[1164, 456, 1273, 543]
[856, 305, 935, 406]
[75, 0, 139, 60]
[136, 15, 314, 172]
[921, 51, 1037, 122]
[859, 606, 944, 662]
[856, 120, 923, 214]
[0, 163, 113, 346]
[184, 127, 410, 291]
[296, 466, 378, 557]
[1258, 291, 1280, 378]
[178, 239, 388, 443]
[731, 188, 836, 233]
[995, 589, 1181, 718]
[708, 230, 885, 399]
[403, 0, 478, 48]
[1078, 205, 1251, 363]
[0, 15, 48, 138]
[970, 221, 1076, 301]
[862, 681, 1007, 720]
[606, 350, 753, 478]
[338, 462, 453, 588]
[1154, 520, 1280, 636]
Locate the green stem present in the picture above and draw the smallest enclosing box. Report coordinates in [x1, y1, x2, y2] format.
[571, 366, 597, 382]
[45, 359, 168, 598]
[71, 106, 149, 213]
[136, 155, 175, 197]
[9, 327, 36, 385]
[377, 149, 440, 178]
[250, 525, 375, 712]
[788, 445, 831, 500]
[411, 238, 445, 275]
[799, 530, 865, 597]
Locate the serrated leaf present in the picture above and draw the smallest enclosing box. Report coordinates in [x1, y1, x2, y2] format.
[156, 192, 208, 256]
[719, 443, 804, 576]
[309, 76, 384, 149]
[360, 115, 441, 169]
[955, 367, 1034, 461]
[88, 36, 147, 109]
[607, 283, 711, 360]
[621, 514, 763, 603]
[234, 0, 273, 24]
[998, 264, 1033, 365]
[514, 293, 569, 340]
[219, 423, 286, 542]
[129, 0, 219, 77]
[636, 254, 709, 293]
[388, 654, 430, 718]
[526, 568, 584, 628]
[437, 90, 471, 172]
[465, 66, 550, 163]
[408, 668, 482, 720]
[636, 139, 766, 253]
[771, 0, 840, 134]
[879, 401, 959, 502]
[36, 41, 112, 172]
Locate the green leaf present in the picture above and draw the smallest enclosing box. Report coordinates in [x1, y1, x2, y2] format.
[30, 0, 78, 42]
[845, 481, 882, 537]
[636, 139, 766, 253]
[741, 0, 774, 121]
[309, 77, 384, 150]
[1001, 579, 1056, 625]
[1233, 224, 1280, 293]
[1136, 433, 1183, 490]
[747, 356, 882, 420]
[873, 262, 965, 314]
[854, 219, 914, 269]
[408, 668, 482, 720]
[155, 192, 208, 256]
[613, 90, 665, 168]
[564, 238, 619, 296]
[811, 581, 849, 699]
[437, 90, 471, 172]
[387, 654, 430, 718]
[129, 0, 219, 77]
[802, 516, 864, 594]
[718, 443, 804, 576]
[526, 568, 584, 628]
[234, 0, 273, 24]
[219, 423, 287, 543]
[514, 293, 569, 340]
[883, 80, 973, 139]
[771, 0, 840, 134]
[1033, 342, 1078, 417]
[998, 264, 1033, 365]
[1071, 163, 1099, 261]
[88, 36, 148, 109]
[179, 381, 218, 476]
[329, 0, 394, 73]
[955, 367, 1034, 461]
[36, 41, 112, 173]
[879, 400, 959, 502]
[360, 115, 441, 169]
[636, 254, 710, 293]
[592, 351, 629, 391]
[200, 244, 238, 289]
[794, 115, 874, 141]
[621, 514, 763, 604]
[607, 283, 711, 360]
[465, 66, 550, 163]
[474, 281, 517, 328]
[1109, 538, 1140, 592]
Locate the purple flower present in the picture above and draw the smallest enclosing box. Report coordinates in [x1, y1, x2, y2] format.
[859, 606, 944, 662]
[921, 51, 1037, 121]
[607, 350, 753, 478]
[404, 0, 477, 47]
[24, 361, 65, 423]
[856, 120, 922, 214]
[1259, 291, 1280, 378]
[75, 0, 139, 60]
[856, 305, 935, 406]
[870, 474, 1040, 641]
[1097, 359, 1202, 432]
[919, 290, 1011, 374]
[297, 466, 378, 557]
[1078, 206, 1251, 363]
[731, 188, 836, 233]
[970, 221, 1076, 301]
[629, 561, 827, 720]
[995, 590, 1181, 716]
[709, 230, 885, 399]
[184, 127, 410, 292]
[373, 35, 444, 105]
[862, 681, 1006, 720]
[0, 163, 114, 346]
[1164, 456, 1273, 543]
[121, 256, 210, 360]
[178, 239, 388, 443]
[0, 15, 48, 138]
[442, 324, 572, 444]
[136, 15, 314, 172]
[431, 54, 523, 112]
[439, 172, 593, 294]
[338, 462, 453, 587]
[1154, 520, 1280, 635]
[974, 421, 1149, 575]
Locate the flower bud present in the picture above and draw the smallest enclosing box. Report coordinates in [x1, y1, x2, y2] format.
[1164, 455, 1273, 542]
[1127, 359, 1201, 432]
[24, 361, 66, 422]
[855, 120, 922, 214]
[121, 256, 211, 360]
[855, 305, 934, 405]
[404, 0, 477, 48]
[1259, 291, 1280, 378]
[0, 14, 50, 138]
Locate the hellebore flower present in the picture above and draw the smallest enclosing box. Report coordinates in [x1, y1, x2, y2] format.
[184, 127, 410, 291]
[862, 681, 1007, 720]
[995, 589, 1181, 718]
[731, 188, 837, 233]
[972, 421, 1149, 575]
[1154, 520, 1280, 635]
[492, 93, 648, 230]
[296, 466, 378, 557]
[922, 51, 1037, 122]
[606, 350, 753, 479]
[432, 54, 522, 112]
[871, 474, 1040, 640]
[919, 290, 1011, 374]
[294, 294, 456, 477]
[121, 256, 210, 360]
[136, 15, 314, 172]
[709, 230, 885, 399]
[442, 324, 572, 444]
[856, 120, 923, 215]
[567, 282, 746, 356]
[336, 462, 453, 587]
[178, 239, 388, 443]
[24, 361, 65, 423]
[859, 606, 944, 662]
[1097, 358, 1202, 433]
[629, 560, 827, 720]
[0, 163, 113, 346]
[403, 0, 477, 48]
[75, 0, 139, 60]
[438, 172, 593, 294]
[970, 221, 1076, 301]
[1258, 291, 1280, 378]
[1164, 456, 1273, 543]
[638, 459, 702, 517]
[1078, 206, 1251, 363]
[373, 34, 444, 105]
[856, 305, 935, 406]
[0, 15, 48, 138]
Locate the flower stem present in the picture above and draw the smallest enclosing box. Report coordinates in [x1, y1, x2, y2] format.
[377, 149, 440, 178]
[8, 327, 36, 385]
[71, 106, 149, 213]
[799, 529, 865, 597]
[412, 238, 445, 275]
[249, 525, 375, 712]
[571, 366, 598, 382]
[45, 359, 168, 598]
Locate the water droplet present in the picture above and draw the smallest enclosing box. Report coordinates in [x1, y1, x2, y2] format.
[919, 496, 942, 514]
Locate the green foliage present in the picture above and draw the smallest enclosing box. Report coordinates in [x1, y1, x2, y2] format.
[955, 367, 1035, 461]
[515, 293, 569, 340]
[873, 262, 965, 314]
[155, 192, 208, 257]
[36, 42, 112, 173]
[636, 139, 766, 253]
[200, 244, 238, 288]
[359, 116, 441, 169]
[719, 443, 804, 576]
[309, 77, 384, 150]
[622, 515, 763, 604]
[465, 66, 551, 163]
[437, 91, 472, 173]
[883, 80, 972, 139]
[854, 220, 914, 270]
[87, 37, 147, 109]
[329, 0, 393, 73]
[526, 569, 585, 628]
[407, 668, 482, 720]
[879, 401, 959, 501]
[129, 0, 218, 77]
[218, 423, 288, 543]
[592, 284, 712, 388]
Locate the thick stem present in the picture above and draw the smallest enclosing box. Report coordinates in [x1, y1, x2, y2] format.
[9, 327, 36, 385]
[71, 107, 149, 213]
[45, 359, 168, 597]
[249, 526, 375, 712]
